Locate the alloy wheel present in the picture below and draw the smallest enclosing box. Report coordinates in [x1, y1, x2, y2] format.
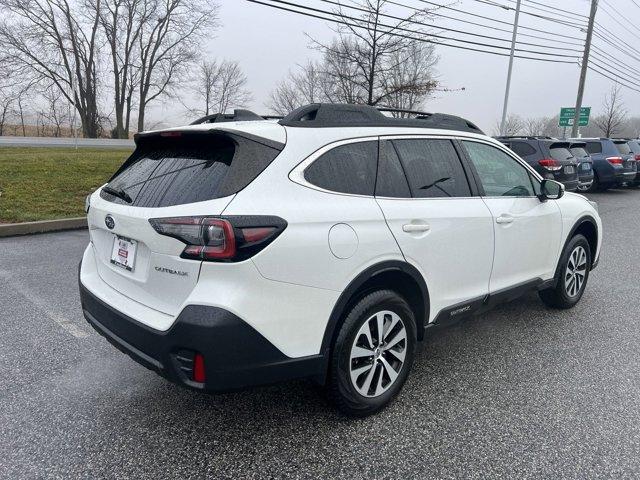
[565, 245, 587, 297]
[349, 310, 407, 398]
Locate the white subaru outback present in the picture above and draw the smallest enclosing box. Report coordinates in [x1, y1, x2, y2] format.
[79, 104, 602, 416]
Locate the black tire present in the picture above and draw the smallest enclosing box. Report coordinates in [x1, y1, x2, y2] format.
[539, 234, 591, 309]
[326, 290, 416, 417]
[586, 173, 600, 192]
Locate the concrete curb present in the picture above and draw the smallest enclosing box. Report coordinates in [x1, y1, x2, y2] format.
[0, 217, 87, 237]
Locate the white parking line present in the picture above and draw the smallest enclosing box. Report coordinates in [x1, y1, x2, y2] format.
[0, 270, 90, 339]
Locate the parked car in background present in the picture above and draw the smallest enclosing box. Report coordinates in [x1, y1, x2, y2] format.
[625, 139, 640, 187]
[574, 138, 637, 190]
[568, 141, 595, 192]
[495, 136, 579, 191]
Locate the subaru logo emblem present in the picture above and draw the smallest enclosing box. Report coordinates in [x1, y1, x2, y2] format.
[105, 215, 115, 230]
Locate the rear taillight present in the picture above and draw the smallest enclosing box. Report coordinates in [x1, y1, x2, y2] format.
[607, 156, 623, 165]
[149, 215, 286, 262]
[538, 158, 562, 171]
[634, 154, 640, 161]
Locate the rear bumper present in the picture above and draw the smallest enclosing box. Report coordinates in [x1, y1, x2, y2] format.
[79, 277, 325, 392]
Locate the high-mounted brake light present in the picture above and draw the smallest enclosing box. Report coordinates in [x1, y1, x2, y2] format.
[160, 131, 182, 137]
[538, 158, 562, 171]
[607, 156, 623, 165]
[149, 216, 287, 262]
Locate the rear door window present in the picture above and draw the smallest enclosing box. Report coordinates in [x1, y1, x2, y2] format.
[102, 133, 283, 207]
[391, 139, 471, 198]
[376, 141, 411, 198]
[304, 141, 378, 196]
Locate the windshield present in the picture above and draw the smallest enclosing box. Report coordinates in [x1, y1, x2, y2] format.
[570, 147, 589, 158]
[550, 147, 574, 162]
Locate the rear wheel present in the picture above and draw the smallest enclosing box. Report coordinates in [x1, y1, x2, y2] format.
[585, 173, 600, 192]
[326, 290, 416, 417]
[539, 234, 591, 309]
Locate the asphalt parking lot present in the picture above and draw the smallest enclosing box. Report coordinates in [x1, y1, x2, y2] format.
[1, 190, 640, 479]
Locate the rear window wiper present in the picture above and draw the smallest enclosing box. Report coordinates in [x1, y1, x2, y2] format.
[103, 185, 132, 203]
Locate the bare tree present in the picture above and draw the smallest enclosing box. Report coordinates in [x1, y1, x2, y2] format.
[594, 84, 626, 138]
[309, 0, 438, 107]
[267, 61, 329, 115]
[494, 114, 524, 136]
[0, 91, 14, 136]
[96, 0, 149, 138]
[380, 42, 438, 114]
[135, 0, 219, 131]
[0, 0, 103, 137]
[42, 86, 71, 137]
[188, 59, 252, 117]
[523, 117, 548, 136]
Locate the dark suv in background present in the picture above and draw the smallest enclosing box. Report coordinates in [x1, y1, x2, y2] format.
[574, 138, 637, 191]
[496, 137, 579, 191]
[625, 139, 640, 187]
[568, 141, 595, 192]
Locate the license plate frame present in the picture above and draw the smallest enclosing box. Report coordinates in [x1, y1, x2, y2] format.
[110, 235, 137, 272]
[581, 163, 591, 171]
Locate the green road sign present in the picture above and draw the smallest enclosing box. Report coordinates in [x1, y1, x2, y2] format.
[559, 107, 591, 127]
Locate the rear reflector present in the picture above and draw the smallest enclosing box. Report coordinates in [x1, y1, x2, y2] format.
[193, 353, 206, 383]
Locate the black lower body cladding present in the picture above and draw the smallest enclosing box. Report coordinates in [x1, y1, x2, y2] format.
[79, 279, 324, 392]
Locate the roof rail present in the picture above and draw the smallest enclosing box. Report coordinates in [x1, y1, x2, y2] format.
[278, 103, 483, 134]
[495, 135, 558, 140]
[191, 109, 283, 125]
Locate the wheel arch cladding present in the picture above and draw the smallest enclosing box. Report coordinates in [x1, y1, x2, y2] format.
[573, 218, 598, 266]
[321, 261, 430, 356]
[557, 216, 598, 280]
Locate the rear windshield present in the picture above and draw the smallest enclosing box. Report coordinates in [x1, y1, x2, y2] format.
[570, 147, 589, 158]
[549, 146, 573, 162]
[627, 141, 640, 154]
[101, 132, 283, 207]
[614, 142, 631, 155]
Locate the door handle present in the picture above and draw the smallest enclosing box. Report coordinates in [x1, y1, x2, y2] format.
[403, 223, 431, 233]
[496, 214, 514, 224]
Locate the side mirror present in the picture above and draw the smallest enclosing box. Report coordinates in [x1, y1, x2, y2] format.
[540, 179, 564, 200]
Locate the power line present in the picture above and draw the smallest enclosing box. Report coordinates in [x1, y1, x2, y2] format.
[408, 0, 586, 46]
[593, 25, 640, 65]
[244, 0, 580, 63]
[321, 0, 584, 53]
[522, 0, 589, 20]
[599, 0, 640, 44]
[589, 61, 640, 93]
[256, 0, 581, 58]
[468, 0, 587, 29]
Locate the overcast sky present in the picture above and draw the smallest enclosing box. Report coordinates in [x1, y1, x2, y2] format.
[153, 0, 636, 132]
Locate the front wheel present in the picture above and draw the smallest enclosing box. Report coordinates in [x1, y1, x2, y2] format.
[326, 290, 416, 417]
[539, 234, 591, 309]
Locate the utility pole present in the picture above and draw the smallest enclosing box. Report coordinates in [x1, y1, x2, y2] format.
[499, 0, 522, 136]
[572, 0, 598, 138]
